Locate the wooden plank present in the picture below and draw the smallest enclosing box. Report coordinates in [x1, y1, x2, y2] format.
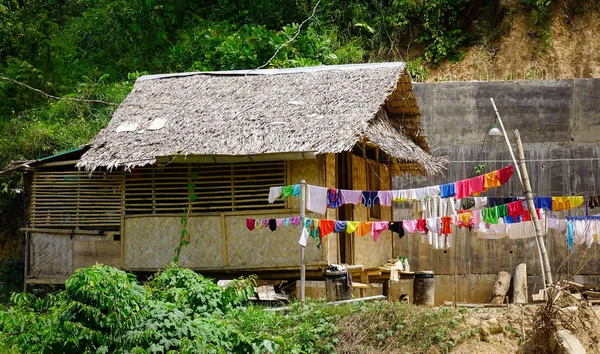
[73, 240, 121, 270]
[221, 214, 228, 266]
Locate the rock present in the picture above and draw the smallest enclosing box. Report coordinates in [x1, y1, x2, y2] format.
[549, 329, 586, 354]
[480, 318, 504, 342]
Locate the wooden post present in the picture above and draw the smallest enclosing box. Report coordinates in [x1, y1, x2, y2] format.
[490, 271, 512, 304]
[300, 179, 306, 303]
[514, 130, 553, 286]
[490, 98, 548, 288]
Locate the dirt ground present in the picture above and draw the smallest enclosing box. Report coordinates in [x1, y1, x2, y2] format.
[453, 301, 600, 353]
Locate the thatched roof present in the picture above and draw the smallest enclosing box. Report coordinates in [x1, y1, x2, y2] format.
[77, 62, 445, 174]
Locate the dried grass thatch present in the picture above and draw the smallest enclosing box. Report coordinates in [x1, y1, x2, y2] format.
[77, 62, 445, 174]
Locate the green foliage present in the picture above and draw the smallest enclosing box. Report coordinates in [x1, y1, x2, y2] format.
[0, 264, 262, 353]
[420, 0, 470, 64]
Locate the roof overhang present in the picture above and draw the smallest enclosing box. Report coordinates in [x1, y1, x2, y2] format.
[155, 151, 318, 165]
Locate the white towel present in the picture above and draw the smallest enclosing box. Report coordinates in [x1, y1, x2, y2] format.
[268, 186, 282, 203]
[306, 185, 327, 215]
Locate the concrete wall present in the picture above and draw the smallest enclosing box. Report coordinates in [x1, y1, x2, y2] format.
[395, 79, 600, 304]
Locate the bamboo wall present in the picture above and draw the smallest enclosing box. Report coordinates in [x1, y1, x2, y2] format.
[121, 158, 327, 271]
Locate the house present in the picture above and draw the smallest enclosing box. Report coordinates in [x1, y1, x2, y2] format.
[9, 62, 444, 286]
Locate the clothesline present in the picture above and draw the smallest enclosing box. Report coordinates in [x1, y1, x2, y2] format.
[269, 165, 515, 214]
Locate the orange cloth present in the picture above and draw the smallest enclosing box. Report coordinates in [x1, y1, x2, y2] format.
[440, 216, 452, 235]
[318, 220, 335, 237]
[482, 171, 501, 192]
[357, 222, 373, 237]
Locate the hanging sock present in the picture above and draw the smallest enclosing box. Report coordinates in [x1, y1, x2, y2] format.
[246, 218, 256, 231]
[268, 186, 283, 203]
[371, 222, 389, 241]
[269, 219, 277, 231]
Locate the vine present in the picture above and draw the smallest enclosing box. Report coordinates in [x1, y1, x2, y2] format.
[174, 172, 198, 263]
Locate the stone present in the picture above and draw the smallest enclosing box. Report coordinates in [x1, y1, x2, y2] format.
[549, 329, 586, 354]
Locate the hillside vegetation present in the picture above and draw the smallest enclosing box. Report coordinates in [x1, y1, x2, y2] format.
[1, 0, 599, 293]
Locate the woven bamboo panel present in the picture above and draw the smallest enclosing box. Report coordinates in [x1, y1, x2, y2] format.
[288, 159, 321, 209]
[350, 154, 368, 265]
[226, 212, 325, 268]
[30, 233, 94, 276]
[324, 153, 339, 264]
[123, 216, 223, 270]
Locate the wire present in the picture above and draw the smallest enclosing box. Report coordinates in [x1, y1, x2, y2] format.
[246, 0, 322, 75]
[446, 157, 600, 163]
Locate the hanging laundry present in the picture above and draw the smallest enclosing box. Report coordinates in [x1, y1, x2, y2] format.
[507, 201, 524, 219]
[276, 218, 284, 227]
[378, 191, 393, 206]
[283, 218, 291, 227]
[454, 179, 470, 199]
[262, 219, 270, 228]
[306, 219, 322, 248]
[460, 197, 476, 210]
[496, 165, 514, 184]
[534, 197, 552, 210]
[340, 189, 363, 205]
[268, 186, 283, 203]
[547, 218, 567, 232]
[568, 196, 584, 208]
[334, 220, 347, 233]
[439, 197, 457, 216]
[389, 221, 405, 239]
[416, 219, 428, 234]
[566, 220, 574, 252]
[269, 219, 277, 231]
[392, 189, 409, 203]
[290, 216, 301, 226]
[503, 215, 519, 224]
[318, 219, 335, 237]
[468, 175, 485, 196]
[472, 209, 482, 225]
[482, 207, 499, 224]
[520, 208, 541, 222]
[506, 221, 537, 239]
[473, 197, 488, 209]
[496, 204, 508, 218]
[299, 224, 309, 247]
[327, 189, 343, 209]
[588, 195, 600, 209]
[371, 222, 389, 241]
[403, 219, 418, 233]
[426, 185, 441, 197]
[440, 183, 456, 198]
[357, 222, 373, 237]
[255, 219, 263, 229]
[306, 185, 328, 215]
[458, 212, 473, 228]
[246, 218, 256, 231]
[440, 216, 452, 235]
[426, 217, 441, 234]
[346, 221, 359, 234]
[477, 219, 508, 239]
[291, 184, 301, 197]
[487, 197, 517, 207]
[362, 191, 380, 207]
[281, 185, 294, 198]
[414, 187, 429, 200]
[483, 171, 501, 190]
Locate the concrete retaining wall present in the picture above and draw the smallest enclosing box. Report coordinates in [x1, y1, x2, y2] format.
[394, 79, 600, 303]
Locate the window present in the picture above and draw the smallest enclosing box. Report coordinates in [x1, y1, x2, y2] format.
[30, 167, 122, 230]
[124, 162, 286, 215]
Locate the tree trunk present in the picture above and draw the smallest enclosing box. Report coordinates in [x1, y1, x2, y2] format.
[513, 263, 528, 304]
[490, 271, 512, 304]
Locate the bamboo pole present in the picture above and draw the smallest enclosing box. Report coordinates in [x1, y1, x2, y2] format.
[300, 179, 306, 303]
[490, 98, 550, 288]
[514, 129, 553, 286]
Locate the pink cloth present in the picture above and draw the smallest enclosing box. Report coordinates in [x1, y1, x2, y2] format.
[289, 216, 301, 226]
[371, 221, 390, 241]
[454, 180, 470, 199]
[276, 218, 284, 226]
[472, 209, 482, 226]
[378, 191, 393, 206]
[340, 189, 362, 204]
[468, 175, 485, 195]
[403, 219, 418, 233]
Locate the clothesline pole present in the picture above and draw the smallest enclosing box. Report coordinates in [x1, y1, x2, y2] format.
[300, 179, 306, 303]
[514, 129, 554, 287]
[490, 97, 551, 288]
